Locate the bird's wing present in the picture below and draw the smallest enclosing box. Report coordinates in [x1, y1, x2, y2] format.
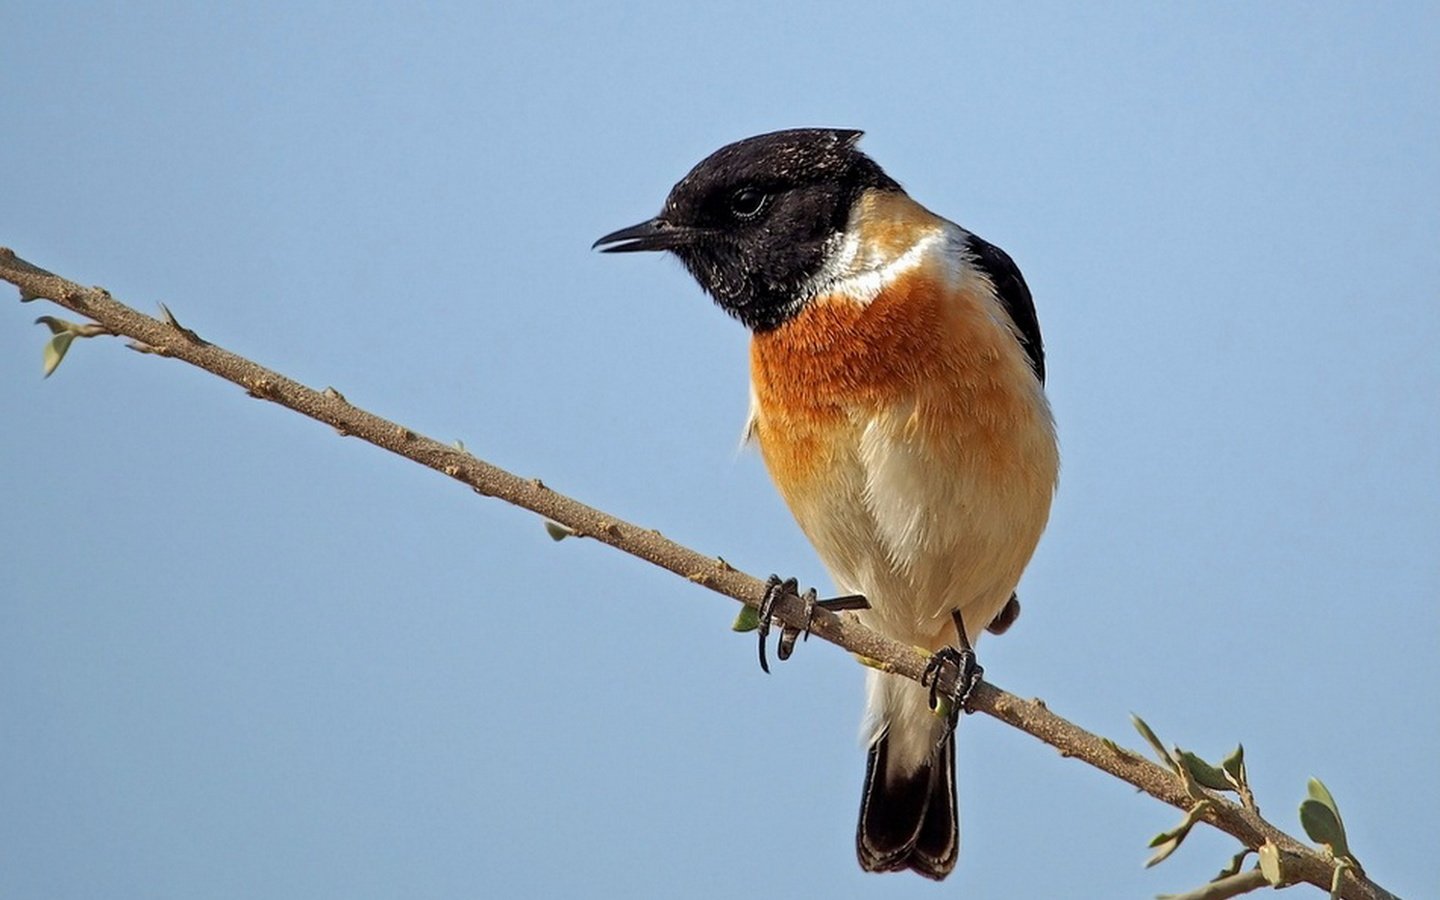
[964, 233, 1045, 384]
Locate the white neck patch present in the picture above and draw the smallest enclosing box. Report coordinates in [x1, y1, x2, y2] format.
[800, 227, 950, 306]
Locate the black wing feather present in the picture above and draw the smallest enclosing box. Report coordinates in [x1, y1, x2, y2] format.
[965, 233, 1045, 384]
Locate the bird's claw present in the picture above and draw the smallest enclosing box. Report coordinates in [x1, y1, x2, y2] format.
[758, 575, 869, 673]
[921, 610, 984, 720]
[756, 575, 794, 674]
[775, 585, 817, 663]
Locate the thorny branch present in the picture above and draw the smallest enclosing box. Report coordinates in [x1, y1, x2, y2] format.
[0, 247, 1397, 900]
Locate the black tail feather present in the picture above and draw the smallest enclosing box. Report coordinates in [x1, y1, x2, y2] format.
[908, 735, 958, 878]
[856, 730, 958, 880]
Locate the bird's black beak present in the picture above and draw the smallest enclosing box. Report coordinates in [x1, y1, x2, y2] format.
[592, 217, 702, 253]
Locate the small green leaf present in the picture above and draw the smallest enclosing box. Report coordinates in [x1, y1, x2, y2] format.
[1147, 827, 1178, 848]
[1302, 778, 1354, 864]
[1143, 800, 1209, 868]
[1221, 744, 1245, 781]
[1145, 834, 1183, 868]
[1300, 799, 1349, 859]
[731, 606, 760, 632]
[1307, 778, 1341, 817]
[35, 315, 70, 335]
[1224, 760, 1249, 798]
[1178, 751, 1232, 791]
[931, 695, 953, 721]
[35, 315, 108, 338]
[1131, 714, 1175, 770]
[42, 332, 75, 377]
[853, 653, 894, 673]
[1258, 841, 1284, 885]
[543, 520, 575, 541]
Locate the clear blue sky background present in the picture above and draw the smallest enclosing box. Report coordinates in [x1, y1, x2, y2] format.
[3, 4, 1436, 898]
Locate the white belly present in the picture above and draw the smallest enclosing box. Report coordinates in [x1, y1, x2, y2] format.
[789, 397, 1057, 649]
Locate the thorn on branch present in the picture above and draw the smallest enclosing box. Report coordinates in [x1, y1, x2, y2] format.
[158, 302, 207, 344]
[323, 386, 349, 403]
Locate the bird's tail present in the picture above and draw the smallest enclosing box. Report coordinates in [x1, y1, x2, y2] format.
[856, 673, 958, 879]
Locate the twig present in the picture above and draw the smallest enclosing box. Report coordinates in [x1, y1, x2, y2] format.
[1163, 868, 1272, 900]
[0, 247, 1397, 900]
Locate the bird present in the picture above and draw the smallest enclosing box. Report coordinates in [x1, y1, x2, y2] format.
[594, 128, 1058, 881]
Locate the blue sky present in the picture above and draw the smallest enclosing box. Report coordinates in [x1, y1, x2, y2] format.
[3, 3, 1436, 898]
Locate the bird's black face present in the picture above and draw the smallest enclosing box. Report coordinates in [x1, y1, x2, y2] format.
[594, 128, 901, 332]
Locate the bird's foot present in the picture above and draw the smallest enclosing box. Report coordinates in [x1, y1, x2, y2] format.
[921, 609, 984, 721]
[776, 591, 869, 662]
[758, 575, 868, 673]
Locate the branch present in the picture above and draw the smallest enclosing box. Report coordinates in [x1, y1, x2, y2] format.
[0, 247, 1396, 900]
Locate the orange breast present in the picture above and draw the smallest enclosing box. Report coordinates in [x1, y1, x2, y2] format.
[750, 265, 1042, 490]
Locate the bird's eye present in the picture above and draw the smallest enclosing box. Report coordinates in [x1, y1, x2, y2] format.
[728, 187, 769, 220]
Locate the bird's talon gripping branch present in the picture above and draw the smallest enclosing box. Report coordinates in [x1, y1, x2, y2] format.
[777, 590, 870, 656]
[760, 577, 871, 671]
[756, 574, 796, 674]
[775, 586, 817, 663]
[922, 609, 984, 720]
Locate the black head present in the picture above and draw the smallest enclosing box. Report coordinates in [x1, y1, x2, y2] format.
[594, 128, 902, 332]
